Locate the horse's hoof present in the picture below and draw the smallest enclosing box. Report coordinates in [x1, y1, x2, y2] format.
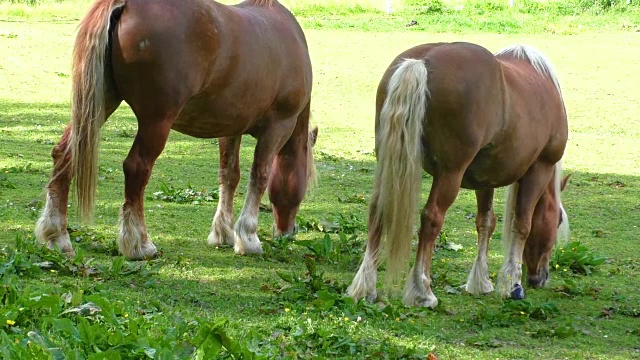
[510, 284, 525, 300]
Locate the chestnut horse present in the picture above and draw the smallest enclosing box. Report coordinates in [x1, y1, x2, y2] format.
[35, 0, 316, 259]
[348, 42, 569, 307]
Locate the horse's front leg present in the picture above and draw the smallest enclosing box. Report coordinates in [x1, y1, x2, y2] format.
[234, 119, 295, 255]
[119, 121, 172, 260]
[35, 125, 75, 256]
[498, 162, 555, 299]
[208, 136, 242, 246]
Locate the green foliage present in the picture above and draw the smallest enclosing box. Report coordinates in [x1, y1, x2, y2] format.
[0, 236, 263, 359]
[406, 0, 447, 14]
[0, 174, 17, 190]
[329, 212, 366, 234]
[553, 279, 601, 298]
[337, 193, 368, 204]
[531, 321, 579, 338]
[295, 233, 363, 264]
[296, 215, 324, 232]
[550, 241, 607, 275]
[472, 300, 560, 328]
[296, 212, 365, 234]
[262, 234, 298, 263]
[152, 182, 219, 204]
[274, 256, 348, 308]
[1, 162, 38, 174]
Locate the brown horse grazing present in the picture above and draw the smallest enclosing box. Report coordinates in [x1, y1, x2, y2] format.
[35, 0, 316, 259]
[347, 42, 569, 307]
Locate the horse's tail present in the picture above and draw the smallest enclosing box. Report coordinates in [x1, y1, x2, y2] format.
[371, 59, 429, 286]
[502, 161, 570, 253]
[69, 0, 125, 222]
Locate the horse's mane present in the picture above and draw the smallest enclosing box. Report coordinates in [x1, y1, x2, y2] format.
[252, 0, 275, 6]
[495, 45, 562, 95]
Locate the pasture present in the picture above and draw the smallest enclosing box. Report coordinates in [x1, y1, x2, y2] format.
[1, 0, 640, 358]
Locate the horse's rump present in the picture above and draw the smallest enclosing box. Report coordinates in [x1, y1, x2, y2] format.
[110, 0, 312, 138]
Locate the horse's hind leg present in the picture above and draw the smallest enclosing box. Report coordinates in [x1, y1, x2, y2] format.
[208, 136, 242, 246]
[404, 173, 462, 308]
[234, 119, 296, 255]
[347, 195, 382, 302]
[119, 119, 172, 260]
[498, 162, 555, 299]
[36, 97, 121, 255]
[35, 125, 75, 255]
[465, 189, 496, 295]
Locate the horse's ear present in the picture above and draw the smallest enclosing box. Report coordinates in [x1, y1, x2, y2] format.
[560, 174, 571, 191]
[310, 126, 318, 147]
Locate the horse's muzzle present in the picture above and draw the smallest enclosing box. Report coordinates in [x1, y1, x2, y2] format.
[527, 267, 549, 288]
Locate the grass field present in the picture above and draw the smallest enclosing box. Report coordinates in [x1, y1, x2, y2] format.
[1, 1, 640, 359]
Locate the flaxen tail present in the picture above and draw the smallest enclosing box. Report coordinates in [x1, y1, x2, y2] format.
[69, 0, 125, 222]
[371, 59, 429, 286]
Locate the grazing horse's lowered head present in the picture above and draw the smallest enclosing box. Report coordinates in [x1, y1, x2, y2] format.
[524, 172, 571, 288]
[270, 126, 318, 236]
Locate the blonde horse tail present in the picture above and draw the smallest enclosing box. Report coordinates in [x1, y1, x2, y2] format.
[372, 58, 429, 287]
[69, 0, 125, 222]
[554, 160, 570, 244]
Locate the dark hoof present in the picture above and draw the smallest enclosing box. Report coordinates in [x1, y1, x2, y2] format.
[510, 284, 525, 300]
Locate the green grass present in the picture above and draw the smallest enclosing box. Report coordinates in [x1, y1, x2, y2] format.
[1, 0, 639, 33]
[1, 9, 640, 360]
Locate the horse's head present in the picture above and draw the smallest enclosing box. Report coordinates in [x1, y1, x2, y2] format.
[524, 174, 570, 288]
[270, 126, 318, 236]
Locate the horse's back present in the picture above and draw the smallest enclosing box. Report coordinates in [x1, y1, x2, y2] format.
[111, 0, 311, 138]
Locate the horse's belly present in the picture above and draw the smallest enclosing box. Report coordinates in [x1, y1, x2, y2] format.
[460, 168, 518, 190]
[171, 101, 256, 138]
[460, 154, 529, 190]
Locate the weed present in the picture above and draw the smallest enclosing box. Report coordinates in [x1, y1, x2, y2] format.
[296, 212, 366, 234]
[472, 300, 559, 328]
[530, 321, 579, 338]
[550, 241, 607, 275]
[262, 234, 298, 263]
[274, 256, 347, 309]
[337, 193, 368, 204]
[152, 182, 219, 204]
[0, 174, 17, 190]
[1, 162, 37, 174]
[296, 214, 324, 232]
[435, 230, 464, 252]
[295, 232, 363, 264]
[601, 304, 640, 318]
[115, 124, 136, 138]
[553, 279, 601, 298]
[330, 212, 366, 234]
